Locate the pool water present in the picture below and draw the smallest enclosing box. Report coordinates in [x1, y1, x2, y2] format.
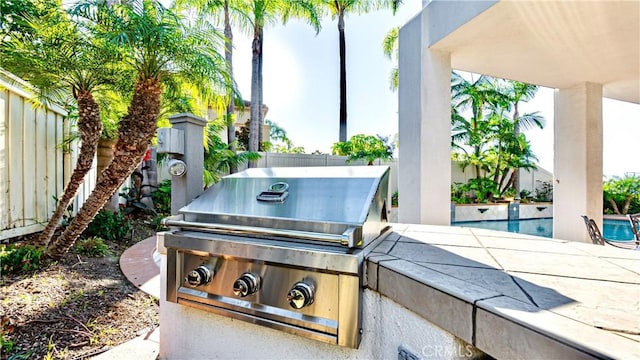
[453, 218, 635, 241]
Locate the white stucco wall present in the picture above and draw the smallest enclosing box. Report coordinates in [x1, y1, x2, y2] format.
[398, 10, 452, 225]
[553, 83, 603, 242]
[158, 256, 475, 360]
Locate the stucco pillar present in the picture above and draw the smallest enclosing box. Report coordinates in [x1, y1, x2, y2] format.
[169, 113, 206, 215]
[398, 11, 452, 225]
[553, 83, 603, 242]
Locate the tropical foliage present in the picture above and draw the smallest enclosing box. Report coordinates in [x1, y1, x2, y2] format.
[0, 0, 236, 259]
[0, 1, 126, 248]
[382, 26, 399, 91]
[603, 174, 640, 215]
[332, 134, 393, 165]
[0, 0, 59, 39]
[451, 71, 545, 202]
[320, 0, 401, 142]
[174, 0, 247, 172]
[203, 121, 260, 186]
[231, 0, 321, 165]
[264, 119, 305, 153]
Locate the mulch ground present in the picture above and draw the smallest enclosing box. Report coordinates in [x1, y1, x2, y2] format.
[0, 220, 159, 360]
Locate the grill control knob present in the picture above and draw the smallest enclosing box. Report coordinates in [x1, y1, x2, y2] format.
[186, 265, 213, 287]
[287, 282, 315, 309]
[233, 273, 260, 297]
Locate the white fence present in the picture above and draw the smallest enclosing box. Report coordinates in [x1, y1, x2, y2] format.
[0, 70, 95, 240]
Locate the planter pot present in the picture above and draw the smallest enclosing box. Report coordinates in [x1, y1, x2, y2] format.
[97, 138, 119, 211]
[97, 138, 117, 180]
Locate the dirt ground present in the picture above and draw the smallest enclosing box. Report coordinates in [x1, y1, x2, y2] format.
[0, 220, 159, 359]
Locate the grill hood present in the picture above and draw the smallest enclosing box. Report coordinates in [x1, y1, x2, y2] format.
[177, 166, 390, 247]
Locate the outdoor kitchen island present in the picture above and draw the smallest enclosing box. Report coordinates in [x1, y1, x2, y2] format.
[155, 175, 639, 359]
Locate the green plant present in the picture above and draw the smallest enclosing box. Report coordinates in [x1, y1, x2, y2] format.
[151, 179, 171, 215]
[603, 174, 640, 215]
[503, 187, 517, 199]
[463, 177, 499, 203]
[331, 134, 393, 165]
[519, 189, 532, 199]
[534, 180, 553, 202]
[1, 315, 15, 357]
[51, 195, 75, 227]
[391, 191, 398, 207]
[151, 215, 168, 232]
[76, 237, 111, 257]
[0, 244, 43, 273]
[84, 209, 131, 242]
[1, 335, 14, 353]
[205, 121, 260, 186]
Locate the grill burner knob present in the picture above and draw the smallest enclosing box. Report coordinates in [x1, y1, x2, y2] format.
[233, 273, 260, 297]
[287, 282, 315, 309]
[186, 265, 213, 287]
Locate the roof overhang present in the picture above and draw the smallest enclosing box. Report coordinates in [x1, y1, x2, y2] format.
[425, 0, 639, 104]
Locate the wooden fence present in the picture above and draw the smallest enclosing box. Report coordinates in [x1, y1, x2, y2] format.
[0, 70, 95, 240]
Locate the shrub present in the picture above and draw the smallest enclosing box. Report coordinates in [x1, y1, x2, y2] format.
[85, 209, 131, 241]
[151, 215, 168, 232]
[464, 177, 499, 203]
[331, 134, 393, 165]
[151, 180, 171, 215]
[0, 244, 43, 273]
[76, 237, 111, 257]
[534, 180, 553, 202]
[603, 174, 640, 215]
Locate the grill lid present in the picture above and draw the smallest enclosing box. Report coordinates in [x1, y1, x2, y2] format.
[177, 166, 390, 247]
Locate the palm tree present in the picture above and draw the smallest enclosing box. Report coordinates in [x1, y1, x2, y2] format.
[0, 5, 123, 248]
[498, 80, 544, 193]
[176, 0, 245, 172]
[450, 71, 503, 179]
[451, 74, 544, 196]
[382, 26, 398, 91]
[321, 0, 402, 142]
[46, 0, 233, 259]
[234, 0, 321, 166]
[0, 0, 58, 40]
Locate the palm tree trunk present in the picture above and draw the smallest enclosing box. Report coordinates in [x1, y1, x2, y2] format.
[258, 34, 264, 149]
[338, 10, 347, 142]
[512, 103, 521, 194]
[224, 3, 237, 173]
[608, 198, 621, 215]
[248, 25, 262, 167]
[622, 196, 632, 215]
[501, 171, 515, 196]
[47, 79, 162, 260]
[37, 90, 102, 248]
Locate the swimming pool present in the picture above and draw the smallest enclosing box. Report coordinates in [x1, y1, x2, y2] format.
[453, 218, 635, 241]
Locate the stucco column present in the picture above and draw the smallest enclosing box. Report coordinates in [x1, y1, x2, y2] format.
[398, 11, 452, 225]
[169, 113, 206, 215]
[553, 83, 603, 242]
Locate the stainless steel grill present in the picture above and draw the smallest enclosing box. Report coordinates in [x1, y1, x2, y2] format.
[162, 166, 390, 348]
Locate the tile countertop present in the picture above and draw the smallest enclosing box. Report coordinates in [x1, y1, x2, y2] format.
[367, 224, 640, 360]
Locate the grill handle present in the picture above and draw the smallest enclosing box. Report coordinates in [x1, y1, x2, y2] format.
[162, 218, 356, 246]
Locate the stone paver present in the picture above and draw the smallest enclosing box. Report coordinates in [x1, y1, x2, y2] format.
[371, 225, 640, 360]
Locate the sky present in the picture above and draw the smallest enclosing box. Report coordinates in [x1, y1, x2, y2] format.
[228, 0, 640, 178]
